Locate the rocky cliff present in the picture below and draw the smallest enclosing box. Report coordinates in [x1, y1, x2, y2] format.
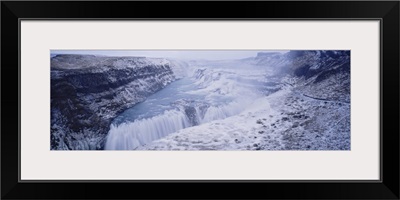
[51, 55, 177, 150]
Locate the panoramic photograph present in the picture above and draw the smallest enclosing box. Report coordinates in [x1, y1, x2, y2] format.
[51, 50, 350, 150]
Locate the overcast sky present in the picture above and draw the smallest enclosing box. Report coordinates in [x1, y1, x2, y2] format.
[51, 50, 288, 60]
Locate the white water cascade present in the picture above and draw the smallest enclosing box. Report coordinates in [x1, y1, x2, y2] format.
[104, 99, 252, 150]
[105, 109, 190, 150]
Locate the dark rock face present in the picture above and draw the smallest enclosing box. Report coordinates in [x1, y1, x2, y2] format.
[184, 106, 200, 126]
[51, 55, 177, 150]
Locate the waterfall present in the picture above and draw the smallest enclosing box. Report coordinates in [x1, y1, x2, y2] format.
[104, 99, 252, 150]
[105, 109, 191, 150]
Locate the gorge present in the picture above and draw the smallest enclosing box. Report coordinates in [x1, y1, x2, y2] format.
[51, 50, 350, 150]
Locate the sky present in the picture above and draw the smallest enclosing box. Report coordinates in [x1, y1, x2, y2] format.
[51, 50, 288, 60]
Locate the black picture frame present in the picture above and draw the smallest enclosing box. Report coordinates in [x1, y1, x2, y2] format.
[1, 1, 399, 199]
